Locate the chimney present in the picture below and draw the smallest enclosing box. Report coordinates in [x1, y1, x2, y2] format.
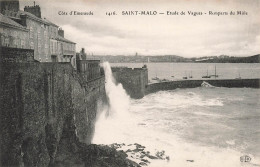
[0, 0, 20, 14]
[24, 2, 41, 18]
[20, 14, 27, 27]
[81, 48, 86, 60]
[58, 28, 64, 37]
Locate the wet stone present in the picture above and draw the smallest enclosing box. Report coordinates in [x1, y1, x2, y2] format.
[139, 162, 148, 166]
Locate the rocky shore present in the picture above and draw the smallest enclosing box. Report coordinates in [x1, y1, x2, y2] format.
[53, 132, 169, 167]
[110, 143, 170, 166]
[53, 139, 169, 167]
[49, 118, 141, 167]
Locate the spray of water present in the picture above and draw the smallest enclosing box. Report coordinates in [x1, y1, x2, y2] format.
[93, 62, 133, 144]
[102, 62, 130, 119]
[93, 62, 259, 167]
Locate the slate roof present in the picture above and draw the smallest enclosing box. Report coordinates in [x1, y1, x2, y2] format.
[18, 10, 48, 24]
[0, 13, 27, 30]
[43, 18, 59, 27]
[56, 35, 76, 44]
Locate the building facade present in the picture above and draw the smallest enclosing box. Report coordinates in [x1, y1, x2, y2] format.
[18, 10, 50, 62]
[76, 48, 101, 81]
[0, 0, 76, 68]
[0, 13, 29, 49]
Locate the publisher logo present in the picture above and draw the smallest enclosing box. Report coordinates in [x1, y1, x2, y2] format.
[240, 155, 251, 162]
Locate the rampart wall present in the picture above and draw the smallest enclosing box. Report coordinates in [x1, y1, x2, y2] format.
[0, 47, 35, 63]
[0, 61, 106, 166]
[145, 79, 260, 95]
[112, 67, 148, 99]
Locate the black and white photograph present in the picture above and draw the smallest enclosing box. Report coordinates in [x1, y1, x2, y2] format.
[0, 0, 260, 166]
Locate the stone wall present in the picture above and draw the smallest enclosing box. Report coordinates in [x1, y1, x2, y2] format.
[0, 46, 34, 63]
[112, 66, 148, 99]
[76, 60, 101, 81]
[0, 61, 106, 166]
[145, 79, 260, 95]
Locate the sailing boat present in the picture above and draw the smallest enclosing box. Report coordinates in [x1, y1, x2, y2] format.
[210, 65, 219, 78]
[183, 71, 188, 79]
[235, 72, 241, 79]
[152, 73, 159, 80]
[152, 62, 159, 80]
[171, 62, 174, 78]
[202, 69, 211, 78]
[189, 71, 193, 78]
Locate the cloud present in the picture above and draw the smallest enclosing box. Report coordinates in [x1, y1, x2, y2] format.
[20, 0, 260, 57]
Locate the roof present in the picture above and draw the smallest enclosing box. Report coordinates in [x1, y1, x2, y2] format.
[18, 10, 49, 25]
[43, 18, 59, 27]
[78, 59, 100, 62]
[56, 35, 76, 44]
[17, 11, 59, 28]
[0, 13, 27, 31]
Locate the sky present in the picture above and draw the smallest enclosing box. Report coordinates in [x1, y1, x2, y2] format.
[20, 0, 260, 57]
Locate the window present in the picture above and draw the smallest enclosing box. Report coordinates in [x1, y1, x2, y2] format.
[44, 31, 47, 39]
[38, 30, 41, 40]
[30, 27, 33, 38]
[30, 42, 34, 49]
[21, 40, 25, 48]
[50, 41, 53, 53]
[13, 38, 17, 47]
[38, 45, 41, 53]
[17, 38, 21, 48]
[5, 37, 10, 46]
[1, 35, 4, 46]
[45, 48, 48, 54]
[13, 31, 17, 37]
[54, 42, 57, 50]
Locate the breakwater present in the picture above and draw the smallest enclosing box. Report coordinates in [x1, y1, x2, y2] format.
[145, 79, 260, 95]
[112, 66, 148, 99]
[110, 65, 259, 99]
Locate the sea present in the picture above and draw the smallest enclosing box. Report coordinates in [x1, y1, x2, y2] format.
[110, 62, 260, 81]
[93, 62, 260, 167]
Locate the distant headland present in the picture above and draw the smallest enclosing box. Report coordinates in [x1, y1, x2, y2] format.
[94, 54, 260, 63]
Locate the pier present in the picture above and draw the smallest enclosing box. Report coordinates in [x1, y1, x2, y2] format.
[145, 79, 260, 95]
[111, 66, 260, 98]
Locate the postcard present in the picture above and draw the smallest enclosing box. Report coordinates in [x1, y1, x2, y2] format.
[0, 0, 259, 166]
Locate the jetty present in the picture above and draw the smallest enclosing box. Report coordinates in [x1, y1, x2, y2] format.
[111, 66, 260, 99]
[145, 79, 260, 95]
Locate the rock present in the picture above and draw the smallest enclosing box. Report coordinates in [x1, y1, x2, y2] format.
[139, 162, 148, 166]
[126, 149, 132, 153]
[146, 154, 158, 160]
[141, 159, 149, 163]
[133, 148, 144, 152]
[156, 150, 165, 159]
[140, 155, 145, 159]
[187, 160, 194, 162]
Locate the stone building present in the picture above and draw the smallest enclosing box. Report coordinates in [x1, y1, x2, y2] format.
[0, 0, 76, 68]
[56, 29, 76, 66]
[0, 13, 29, 49]
[76, 48, 101, 81]
[17, 10, 50, 62]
